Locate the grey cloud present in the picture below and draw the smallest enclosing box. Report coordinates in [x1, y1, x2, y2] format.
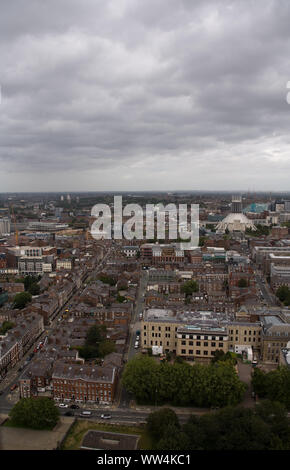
[0, 0, 290, 190]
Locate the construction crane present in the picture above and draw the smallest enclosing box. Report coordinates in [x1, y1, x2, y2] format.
[10, 205, 19, 246]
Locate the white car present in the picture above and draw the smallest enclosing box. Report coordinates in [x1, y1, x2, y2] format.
[101, 414, 111, 419]
[58, 403, 68, 408]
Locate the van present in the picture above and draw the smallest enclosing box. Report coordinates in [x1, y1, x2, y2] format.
[81, 410, 92, 416]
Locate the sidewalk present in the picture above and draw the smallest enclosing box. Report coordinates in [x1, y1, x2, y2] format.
[237, 361, 255, 408]
[129, 401, 211, 415]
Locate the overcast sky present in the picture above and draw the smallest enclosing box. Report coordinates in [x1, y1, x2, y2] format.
[1, 0, 290, 192]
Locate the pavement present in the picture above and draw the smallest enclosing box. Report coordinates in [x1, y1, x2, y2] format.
[237, 361, 255, 408]
[0, 415, 74, 450]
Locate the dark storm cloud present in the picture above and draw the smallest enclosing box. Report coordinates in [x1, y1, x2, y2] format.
[0, 0, 290, 190]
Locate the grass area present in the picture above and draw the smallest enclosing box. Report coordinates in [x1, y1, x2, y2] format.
[61, 419, 153, 450]
[2, 418, 55, 431]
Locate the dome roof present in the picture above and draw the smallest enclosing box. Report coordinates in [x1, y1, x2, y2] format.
[216, 212, 256, 233]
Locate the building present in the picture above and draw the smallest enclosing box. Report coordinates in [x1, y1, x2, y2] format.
[52, 362, 117, 404]
[122, 246, 139, 258]
[19, 359, 53, 398]
[226, 322, 262, 355]
[141, 308, 232, 363]
[80, 430, 140, 451]
[216, 213, 256, 234]
[0, 314, 44, 378]
[56, 258, 73, 270]
[0, 218, 10, 236]
[176, 324, 229, 363]
[261, 315, 290, 363]
[27, 221, 69, 231]
[216, 196, 256, 233]
[270, 264, 290, 290]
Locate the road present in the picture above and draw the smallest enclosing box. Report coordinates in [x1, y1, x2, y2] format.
[118, 270, 148, 408]
[255, 274, 279, 307]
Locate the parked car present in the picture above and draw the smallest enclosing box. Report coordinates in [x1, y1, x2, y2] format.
[70, 404, 80, 409]
[58, 403, 68, 408]
[101, 414, 111, 419]
[81, 410, 92, 416]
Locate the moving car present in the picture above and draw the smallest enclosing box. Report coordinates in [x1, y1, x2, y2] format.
[81, 410, 92, 416]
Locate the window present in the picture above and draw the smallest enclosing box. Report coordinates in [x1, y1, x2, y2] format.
[196, 350, 200, 355]
[219, 343, 223, 348]
[181, 349, 186, 354]
[204, 342, 208, 347]
[211, 342, 216, 347]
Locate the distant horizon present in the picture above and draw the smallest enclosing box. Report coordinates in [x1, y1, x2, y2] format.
[0, 189, 290, 195]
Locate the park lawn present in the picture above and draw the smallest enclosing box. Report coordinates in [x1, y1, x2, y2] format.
[61, 419, 153, 450]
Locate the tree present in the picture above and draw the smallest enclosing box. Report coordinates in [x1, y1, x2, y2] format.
[238, 278, 248, 288]
[98, 340, 115, 358]
[180, 280, 199, 296]
[122, 356, 246, 407]
[146, 408, 180, 441]
[252, 367, 290, 409]
[122, 355, 159, 403]
[9, 397, 59, 430]
[211, 350, 237, 365]
[0, 321, 15, 335]
[276, 285, 290, 305]
[29, 283, 40, 295]
[13, 291, 32, 309]
[79, 324, 114, 360]
[181, 403, 290, 450]
[98, 274, 116, 286]
[155, 424, 190, 450]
